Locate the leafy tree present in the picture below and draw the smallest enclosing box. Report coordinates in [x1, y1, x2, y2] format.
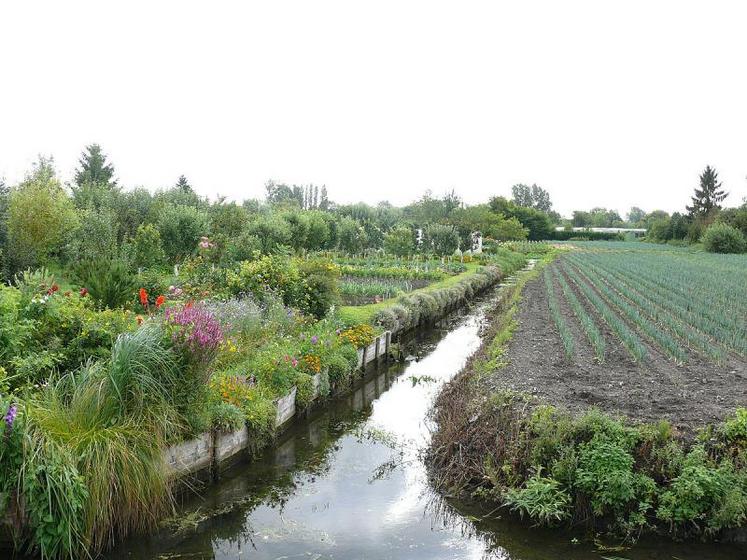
[383, 225, 415, 256]
[687, 166, 727, 218]
[265, 180, 297, 206]
[7, 157, 78, 269]
[511, 183, 553, 212]
[245, 213, 292, 253]
[424, 223, 460, 255]
[404, 190, 461, 225]
[448, 205, 527, 245]
[156, 204, 208, 261]
[336, 216, 367, 254]
[71, 180, 120, 211]
[0, 178, 8, 250]
[131, 224, 167, 270]
[717, 202, 747, 238]
[282, 211, 310, 250]
[626, 207, 646, 226]
[305, 211, 331, 250]
[66, 207, 119, 264]
[74, 143, 116, 187]
[209, 201, 248, 239]
[113, 188, 154, 242]
[489, 196, 553, 240]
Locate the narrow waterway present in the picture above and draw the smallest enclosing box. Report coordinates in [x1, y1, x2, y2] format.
[111, 278, 747, 560]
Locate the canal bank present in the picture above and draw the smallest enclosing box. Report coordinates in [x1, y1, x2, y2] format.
[106, 262, 747, 559]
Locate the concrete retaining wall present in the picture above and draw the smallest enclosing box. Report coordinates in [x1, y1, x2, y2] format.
[163, 331, 391, 480]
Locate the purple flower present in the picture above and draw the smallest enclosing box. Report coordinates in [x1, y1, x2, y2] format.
[165, 304, 224, 366]
[4, 404, 17, 431]
[310, 335, 319, 345]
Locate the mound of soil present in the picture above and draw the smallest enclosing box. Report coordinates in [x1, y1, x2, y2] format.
[485, 275, 747, 436]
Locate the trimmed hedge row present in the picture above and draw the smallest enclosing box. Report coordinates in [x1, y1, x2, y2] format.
[371, 266, 502, 332]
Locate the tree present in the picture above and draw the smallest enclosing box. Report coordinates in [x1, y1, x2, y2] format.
[424, 224, 460, 256]
[7, 157, 78, 269]
[687, 166, 727, 218]
[156, 204, 209, 261]
[336, 216, 368, 254]
[74, 143, 116, 187]
[627, 207, 646, 226]
[319, 186, 330, 211]
[488, 196, 553, 240]
[448, 204, 527, 245]
[511, 183, 553, 212]
[131, 224, 167, 269]
[383, 225, 415, 256]
[176, 175, 193, 193]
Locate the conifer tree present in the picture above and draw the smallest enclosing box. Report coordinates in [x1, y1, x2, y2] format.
[687, 166, 727, 217]
[74, 143, 116, 187]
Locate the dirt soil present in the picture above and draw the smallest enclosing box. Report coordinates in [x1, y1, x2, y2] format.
[484, 274, 747, 436]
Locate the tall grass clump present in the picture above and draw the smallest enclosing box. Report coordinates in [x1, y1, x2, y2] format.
[19, 324, 183, 558]
[543, 268, 574, 361]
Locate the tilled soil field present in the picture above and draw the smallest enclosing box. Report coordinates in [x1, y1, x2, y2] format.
[485, 274, 747, 436]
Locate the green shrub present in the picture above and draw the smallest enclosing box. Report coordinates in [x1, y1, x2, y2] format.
[504, 471, 572, 525]
[209, 401, 245, 433]
[297, 258, 340, 318]
[326, 352, 352, 382]
[130, 224, 167, 270]
[157, 204, 208, 262]
[702, 222, 747, 254]
[75, 258, 136, 309]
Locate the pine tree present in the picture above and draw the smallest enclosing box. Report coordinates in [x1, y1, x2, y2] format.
[175, 175, 193, 193]
[687, 166, 728, 217]
[74, 144, 116, 187]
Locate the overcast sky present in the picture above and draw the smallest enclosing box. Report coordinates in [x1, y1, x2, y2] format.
[1, 1, 746, 218]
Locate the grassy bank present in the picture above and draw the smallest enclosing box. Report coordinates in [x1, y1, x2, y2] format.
[428, 251, 747, 541]
[338, 250, 529, 328]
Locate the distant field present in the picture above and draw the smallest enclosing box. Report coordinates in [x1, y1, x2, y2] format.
[489, 243, 747, 431]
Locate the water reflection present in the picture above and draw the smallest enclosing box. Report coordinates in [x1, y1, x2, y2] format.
[110, 295, 747, 560]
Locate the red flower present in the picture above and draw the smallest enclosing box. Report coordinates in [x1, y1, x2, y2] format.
[155, 295, 166, 308]
[139, 288, 148, 306]
[79, 288, 88, 297]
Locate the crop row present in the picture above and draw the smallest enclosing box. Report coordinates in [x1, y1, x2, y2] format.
[338, 264, 446, 281]
[566, 255, 727, 363]
[543, 268, 575, 360]
[570, 253, 746, 357]
[552, 266, 606, 362]
[565, 260, 688, 362]
[561, 263, 648, 361]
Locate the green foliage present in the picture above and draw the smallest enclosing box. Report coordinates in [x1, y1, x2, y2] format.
[336, 216, 368, 253]
[687, 165, 727, 218]
[156, 204, 208, 261]
[66, 207, 118, 264]
[245, 213, 292, 253]
[75, 258, 136, 309]
[74, 144, 117, 188]
[702, 222, 746, 254]
[7, 157, 78, 271]
[505, 471, 571, 525]
[383, 225, 415, 256]
[424, 223, 460, 256]
[131, 224, 167, 270]
[208, 401, 245, 433]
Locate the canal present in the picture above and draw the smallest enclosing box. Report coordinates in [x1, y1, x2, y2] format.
[111, 279, 747, 560]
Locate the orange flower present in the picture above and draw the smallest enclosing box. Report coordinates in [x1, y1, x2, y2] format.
[139, 288, 148, 306]
[155, 295, 166, 308]
[136, 315, 144, 325]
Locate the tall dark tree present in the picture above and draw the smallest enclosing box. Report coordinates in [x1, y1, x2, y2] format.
[74, 143, 116, 187]
[319, 186, 330, 211]
[175, 175, 193, 193]
[687, 166, 727, 217]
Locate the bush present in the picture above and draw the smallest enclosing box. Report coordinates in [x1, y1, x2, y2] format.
[702, 222, 747, 254]
[157, 204, 208, 262]
[208, 401, 245, 433]
[75, 258, 136, 309]
[326, 352, 351, 382]
[298, 258, 340, 318]
[424, 224, 460, 256]
[131, 224, 167, 270]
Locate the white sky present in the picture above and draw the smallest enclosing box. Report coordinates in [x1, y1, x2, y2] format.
[1, 1, 746, 218]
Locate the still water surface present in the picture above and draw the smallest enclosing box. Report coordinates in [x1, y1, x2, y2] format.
[112, 288, 747, 560]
